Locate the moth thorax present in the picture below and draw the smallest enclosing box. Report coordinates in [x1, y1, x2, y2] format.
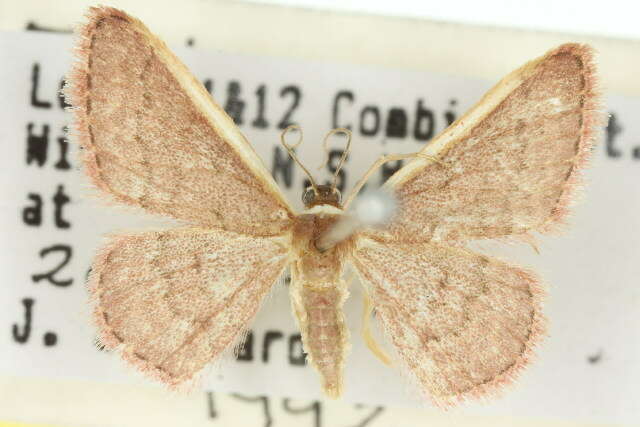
[302, 185, 341, 208]
[293, 214, 345, 284]
[293, 213, 346, 250]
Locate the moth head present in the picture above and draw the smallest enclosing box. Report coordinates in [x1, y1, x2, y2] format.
[280, 125, 351, 210]
[302, 184, 341, 208]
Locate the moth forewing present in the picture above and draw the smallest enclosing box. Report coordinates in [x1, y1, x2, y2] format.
[66, 6, 294, 236]
[385, 44, 599, 193]
[376, 43, 601, 243]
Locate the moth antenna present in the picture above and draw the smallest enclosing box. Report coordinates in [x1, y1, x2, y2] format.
[318, 128, 352, 191]
[280, 125, 319, 193]
[343, 153, 445, 209]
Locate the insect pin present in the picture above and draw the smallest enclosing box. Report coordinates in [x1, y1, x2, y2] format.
[66, 6, 601, 406]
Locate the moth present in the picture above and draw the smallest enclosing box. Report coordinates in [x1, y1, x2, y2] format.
[66, 6, 601, 406]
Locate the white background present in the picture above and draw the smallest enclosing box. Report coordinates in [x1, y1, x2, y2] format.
[0, 1, 639, 426]
[251, 0, 640, 40]
[1, 31, 639, 424]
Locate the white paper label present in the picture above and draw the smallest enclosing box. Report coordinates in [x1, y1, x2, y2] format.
[0, 31, 638, 424]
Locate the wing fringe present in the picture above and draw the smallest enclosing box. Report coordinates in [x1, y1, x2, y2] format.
[63, 6, 136, 207]
[538, 44, 605, 235]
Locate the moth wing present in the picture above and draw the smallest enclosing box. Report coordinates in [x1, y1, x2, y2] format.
[66, 7, 293, 236]
[90, 228, 289, 386]
[370, 44, 601, 242]
[350, 238, 545, 405]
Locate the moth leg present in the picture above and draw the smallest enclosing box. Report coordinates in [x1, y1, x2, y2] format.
[361, 286, 391, 366]
[344, 153, 444, 208]
[347, 269, 391, 366]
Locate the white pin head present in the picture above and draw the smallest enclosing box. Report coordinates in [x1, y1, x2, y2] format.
[316, 189, 397, 252]
[352, 189, 397, 227]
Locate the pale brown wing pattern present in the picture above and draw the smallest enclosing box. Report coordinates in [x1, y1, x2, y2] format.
[90, 228, 289, 386]
[350, 238, 545, 405]
[66, 7, 293, 236]
[378, 44, 601, 243]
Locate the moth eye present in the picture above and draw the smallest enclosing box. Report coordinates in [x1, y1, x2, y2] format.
[302, 187, 316, 206]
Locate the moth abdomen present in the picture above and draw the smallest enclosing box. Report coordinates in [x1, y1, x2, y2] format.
[289, 211, 351, 398]
[294, 285, 349, 398]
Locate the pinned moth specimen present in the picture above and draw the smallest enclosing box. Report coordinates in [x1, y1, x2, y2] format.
[66, 6, 601, 406]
